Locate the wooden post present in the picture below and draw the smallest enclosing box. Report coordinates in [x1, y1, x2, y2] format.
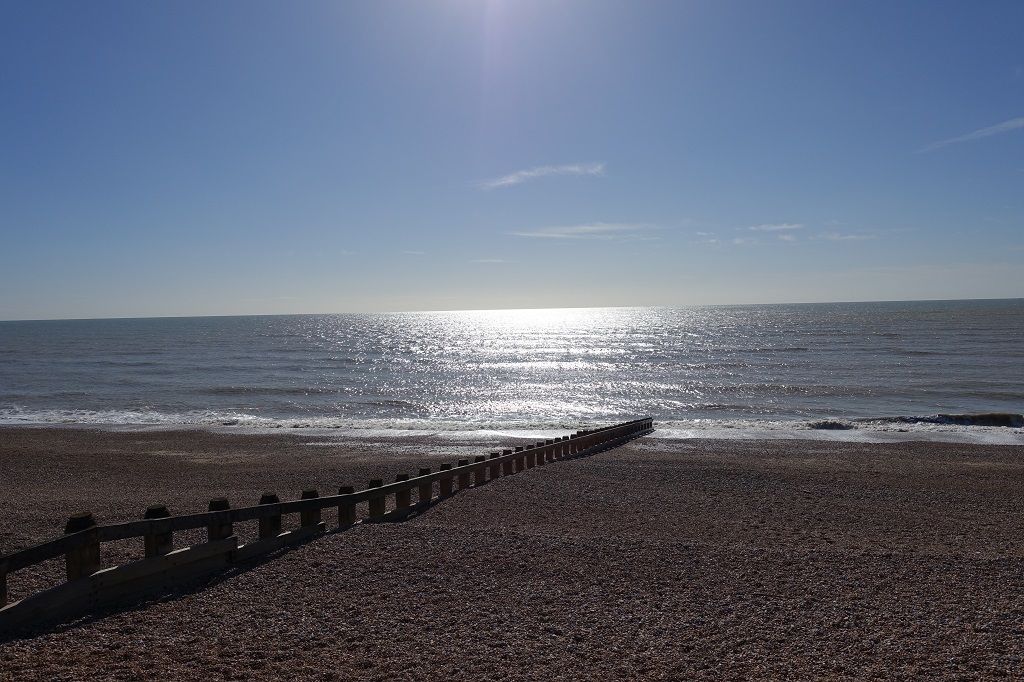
[501, 449, 514, 475]
[515, 446, 525, 472]
[368, 480, 386, 519]
[545, 439, 554, 462]
[488, 452, 500, 480]
[143, 504, 173, 558]
[457, 459, 471, 489]
[338, 486, 356, 527]
[207, 498, 233, 541]
[258, 493, 282, 539]
[395, 474, 411, 509]
[439, 463, 454, 496]
[534, 441, 546, 466]
[473, 456, 487, 485]
[417, 468, 432, 504]
[0, 565, 7, 608]
[525, 446, 536, 469]
[300, 489, 321, 527]
[64, 512, 100, 581]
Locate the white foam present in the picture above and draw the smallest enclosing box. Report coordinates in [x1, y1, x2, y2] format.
[1, 407, 1022, 445]
[649, 419, 1024, 445]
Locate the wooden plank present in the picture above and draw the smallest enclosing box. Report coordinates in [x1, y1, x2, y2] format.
[0, 577, 94, 634]
[90, 537, 239, 590]
[3, 532, 89, 573]
[231, 523, 323, 563]
[231, 534, 287, 563]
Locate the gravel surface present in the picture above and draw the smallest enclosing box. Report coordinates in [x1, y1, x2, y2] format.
[2, 427, 1024, 680]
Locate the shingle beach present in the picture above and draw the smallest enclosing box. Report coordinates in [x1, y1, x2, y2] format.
[2, 428, 1023, 680]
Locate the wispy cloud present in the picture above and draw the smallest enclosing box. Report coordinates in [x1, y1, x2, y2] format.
[480, 162, 605, 190]
[510, 222, 655, 241]
[748, 223, 803, 232]
[919, 116, 1024, 152]
[732, 237, 757, 246]
[777, 233, 798, 242]
[816, 232, 876, 241]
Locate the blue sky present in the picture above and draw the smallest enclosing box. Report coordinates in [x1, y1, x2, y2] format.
[1, 0, 1022, 319]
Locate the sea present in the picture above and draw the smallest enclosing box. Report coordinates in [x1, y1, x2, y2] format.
[1, 300, 1022, 444]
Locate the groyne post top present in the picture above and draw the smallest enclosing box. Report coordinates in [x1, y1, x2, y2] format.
[439, 463, 454, 497]
[144, 504, 170, 518]
[64, 511, 100, 581]
[417, 468, 432, 504]
[395, 474, 412, 509]
[300, 489, 321, 527]
[142, 504, 173, 559]
[368, 479, 386, 518]
[207, 497, 233, 541]
[338, 486, 356, 527]
[208, 497, 229, 511]
[258, 492, 282, 539]
[473, 455, 487, 484]
[534, 441, 547, 466]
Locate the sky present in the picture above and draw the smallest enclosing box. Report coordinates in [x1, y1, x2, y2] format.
[1, 0, 1022, 320]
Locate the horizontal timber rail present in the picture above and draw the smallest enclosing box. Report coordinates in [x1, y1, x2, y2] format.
[0, 417, 653, 635]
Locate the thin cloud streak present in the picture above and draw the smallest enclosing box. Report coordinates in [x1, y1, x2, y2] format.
[510, 223, 654, 241]
[919, 116, 1024, 152]
[480, 162, 606, 190]
[816, 232, 877, 241]
[748, 223, 803, 232]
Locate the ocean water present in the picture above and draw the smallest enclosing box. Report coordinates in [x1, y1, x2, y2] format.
[0, 301, 1022, 443]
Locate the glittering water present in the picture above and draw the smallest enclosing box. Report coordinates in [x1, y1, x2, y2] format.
[0, 301, 1022, 438]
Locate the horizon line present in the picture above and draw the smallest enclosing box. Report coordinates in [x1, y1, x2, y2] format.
[1, 296, 1021, 323]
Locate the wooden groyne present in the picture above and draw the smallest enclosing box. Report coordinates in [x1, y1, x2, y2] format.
[0, 417, 653, 635]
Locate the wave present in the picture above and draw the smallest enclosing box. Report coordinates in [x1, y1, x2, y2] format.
[87, 360, 163, 367]
[200, 386, 344, 396]
[357, 400, 421, 410]
[859, 413, 1024, 428]
[808, 420, 856, 430]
